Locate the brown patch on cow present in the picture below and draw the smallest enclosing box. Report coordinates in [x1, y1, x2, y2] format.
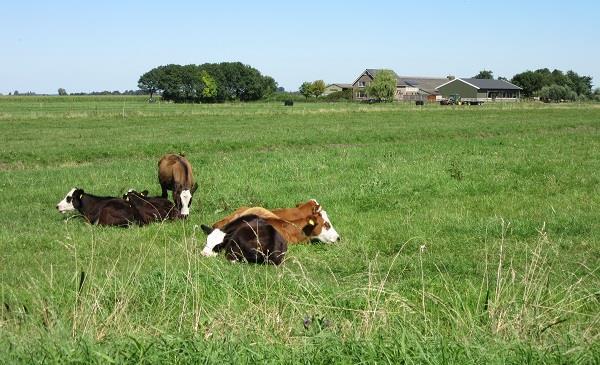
[211, 202, 328, 244]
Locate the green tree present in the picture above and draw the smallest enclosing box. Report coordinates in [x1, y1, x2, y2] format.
[366, 69, 396, 101]
[138, 67, 163, 100]
[511, 71, 545, 97]
[593, 88, 600, 101]
[200, 70, 218, 100]
[566, 70, 592, 97]
[58, 88, 67, 96]
[299, 82, 313, 99]
[539, 84, 577, 102]
[473, 70, 494, 79]
[139, 62, 277, 103]
[311, 80, 326, 98]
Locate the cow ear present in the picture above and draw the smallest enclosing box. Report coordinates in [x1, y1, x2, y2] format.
[200, 224, 214, 235]
[141, 190, 149, 196]
[302, 217, 317, 236]
[191, 182, 198, 194]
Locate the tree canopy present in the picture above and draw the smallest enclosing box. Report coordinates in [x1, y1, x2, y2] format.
[511, 68, 592, 98]
[473, 70, 494, 79]
[366, 69, 396, 101]
[138, 62, 277, 103]
[298, 80, 326, 98]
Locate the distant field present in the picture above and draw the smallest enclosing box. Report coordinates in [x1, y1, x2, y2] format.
[1, 96, 599, 363]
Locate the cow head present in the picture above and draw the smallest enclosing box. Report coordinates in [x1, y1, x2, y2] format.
[200, 224, 225, 257]
[304, 210, 340, 243]
[123, 189, 148, 201]
[56, 188, 83, 213]
[174, 186, 194, 217]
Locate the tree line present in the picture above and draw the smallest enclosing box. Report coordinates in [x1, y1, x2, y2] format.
[138, 62, 277, 103]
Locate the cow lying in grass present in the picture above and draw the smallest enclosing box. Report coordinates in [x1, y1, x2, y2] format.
[200, 200, 339, 257]
[201, 214, 291, 265]
[56, 188, 141, 227]
[123, 189, 180, 224]
[211, 199, 340, 243]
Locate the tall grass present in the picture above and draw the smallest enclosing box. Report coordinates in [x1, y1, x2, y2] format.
[0, 98, 598, 363]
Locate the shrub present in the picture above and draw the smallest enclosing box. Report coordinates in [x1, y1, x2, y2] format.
[538, 84, 577, 102]
[323, 89, 353, 102]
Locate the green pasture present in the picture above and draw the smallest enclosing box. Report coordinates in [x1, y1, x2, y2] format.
[0, 97, 599, 363]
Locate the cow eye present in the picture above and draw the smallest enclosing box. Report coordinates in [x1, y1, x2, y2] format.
[324, 222, 331, 229]
[66, 197, 72, 203]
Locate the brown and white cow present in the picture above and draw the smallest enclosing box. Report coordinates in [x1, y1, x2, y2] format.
[202, 214, 288, 265]
[200, 200, 339, 257]
[158, 154, 198, 217]
[211, 199, 339, 243]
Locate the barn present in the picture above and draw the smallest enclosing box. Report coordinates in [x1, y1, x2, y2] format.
[436, 78, 522, 103]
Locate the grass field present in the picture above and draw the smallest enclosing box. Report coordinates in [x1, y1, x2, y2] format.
[1, 96, 599, 364]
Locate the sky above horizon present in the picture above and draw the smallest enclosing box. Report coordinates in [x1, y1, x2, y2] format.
[1, 0, 599, 94]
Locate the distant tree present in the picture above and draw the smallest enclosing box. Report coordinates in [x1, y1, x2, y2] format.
[511, 71, 545, 97]
[593, 88, 600, 101]
[13, 90, 19, 95]
[58, 88, 67, 96]
[473, 70, 494, 79]
[138, 67, 164, 100]
[311, 80, 326, 98]
[512, 68, 593, 98]
[498, 76, 508, 81]
[366, 69, 396, 101]
[277, 86, 285, 92]
[299, 82, 313, 99]
[262, 76, 278, 98]
[565, 70, 592, 97]
[200, 70, 218, 100]
[139, 62, 276, 103]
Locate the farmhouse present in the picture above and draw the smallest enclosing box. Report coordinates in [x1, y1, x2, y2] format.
[323, 83, 353, 96]
[352, 69, 450, 101]
[436, 78, 522, 103]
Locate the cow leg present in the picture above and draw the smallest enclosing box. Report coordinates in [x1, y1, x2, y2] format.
[160, 184, 168, 199]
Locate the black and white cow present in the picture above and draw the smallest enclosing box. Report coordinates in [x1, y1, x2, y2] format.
[56, 188, 141, 227]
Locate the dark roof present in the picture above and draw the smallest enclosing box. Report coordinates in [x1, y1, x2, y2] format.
[365, 69, 401, 80]
[360, 69, 447, 94]
[327, 83, 353, 88]
[397, 76, 449, 94]
[460, 78, 522, 90]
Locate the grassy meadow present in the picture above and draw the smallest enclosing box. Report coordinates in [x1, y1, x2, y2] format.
[0, 96, 599, 363]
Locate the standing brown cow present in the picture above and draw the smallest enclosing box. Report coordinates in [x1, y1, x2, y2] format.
[158, 154, 198, 217]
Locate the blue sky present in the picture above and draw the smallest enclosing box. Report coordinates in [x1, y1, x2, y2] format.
[1, 0, 599, 94]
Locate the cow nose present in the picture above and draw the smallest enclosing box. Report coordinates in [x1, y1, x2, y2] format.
[56, 205, 59, 210]
[335, 236, 340, 242]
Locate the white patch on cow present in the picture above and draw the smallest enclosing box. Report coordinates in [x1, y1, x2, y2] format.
[179, 189, 192, 216]
[315, 210, 340, 243]
[56, 188, 77, 213]
[201, 228, 226, 257]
